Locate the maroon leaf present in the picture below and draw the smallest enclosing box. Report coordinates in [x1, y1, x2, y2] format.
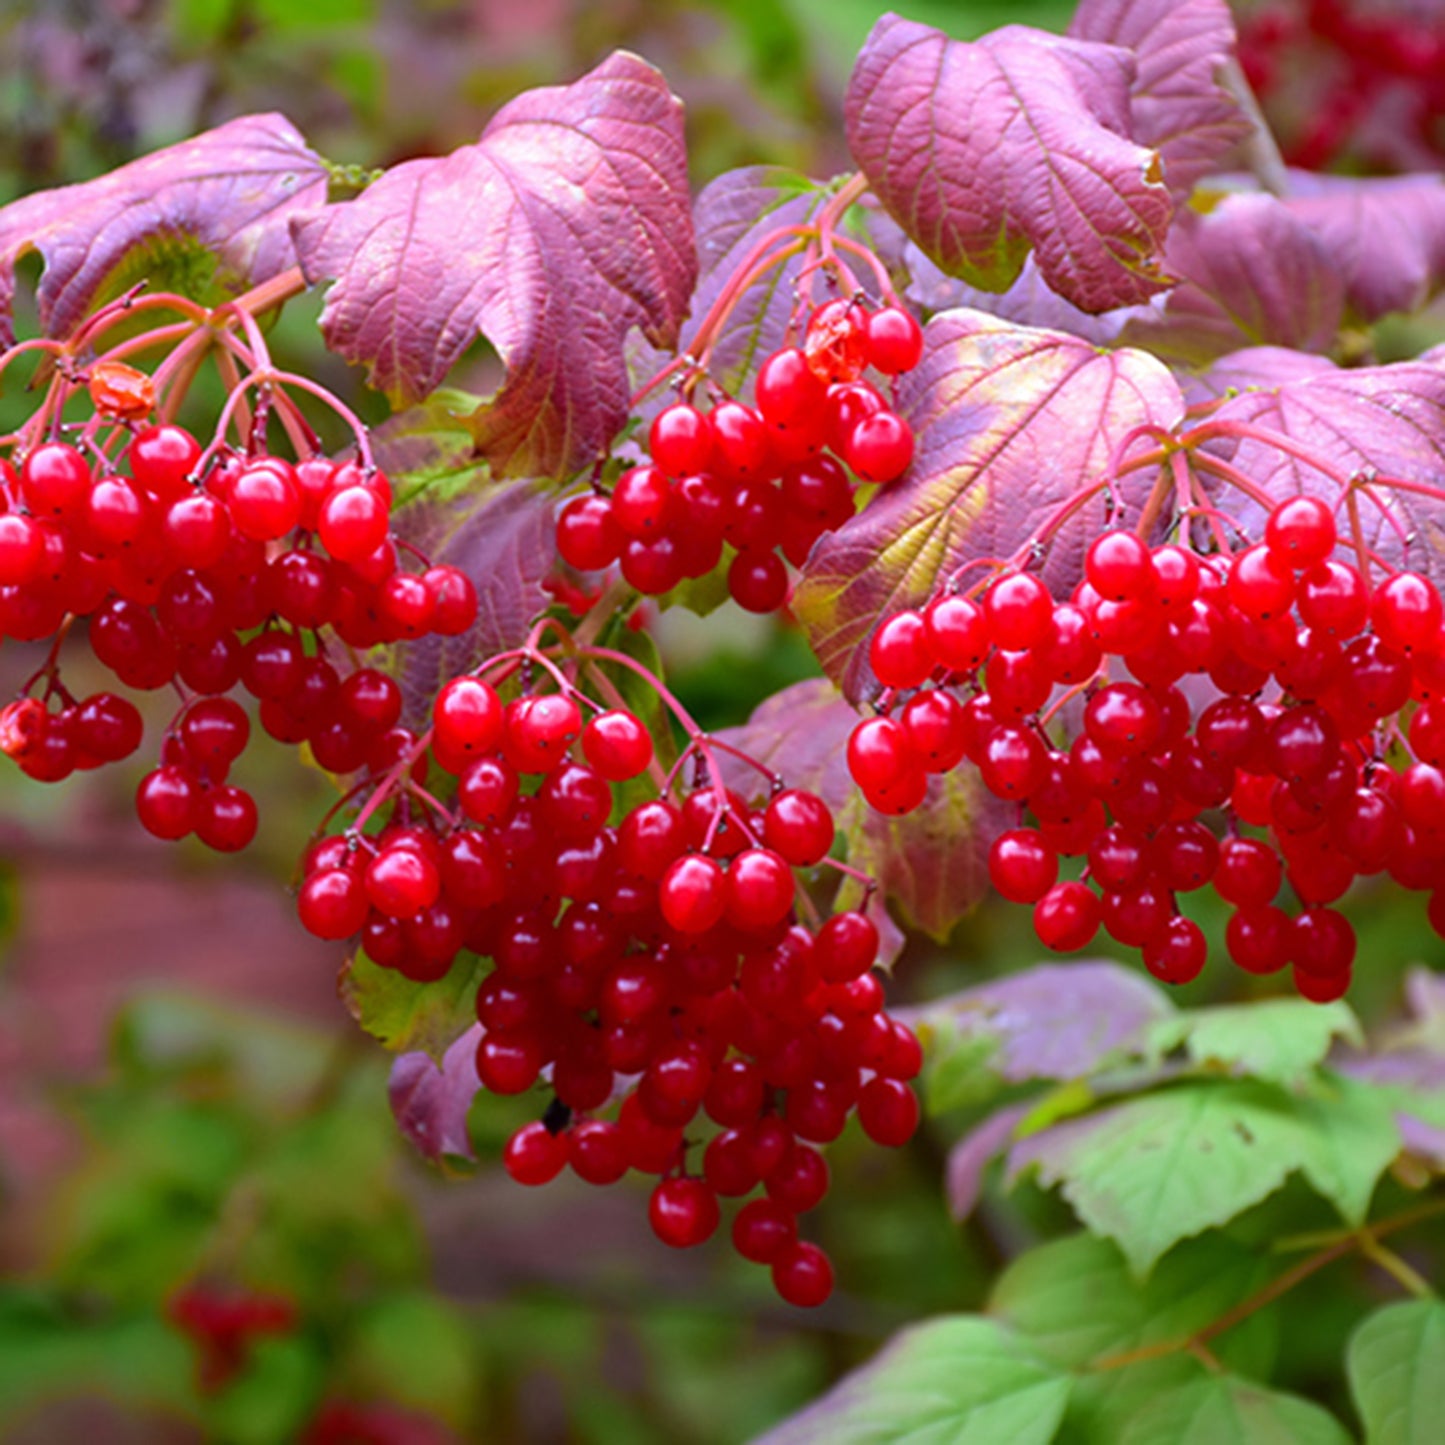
[793, 309, 1184, 699]
[1118, 194, 1344, 364]
[901, 961, 1175, 1085]
[0, 112, 327, 348]
[292, 52, 695, 478]
[389, 1024, 482, 1164]
[392, 474, 556, 728]
[1069, 0, 1253, 200]
[1182, 345, 1336, 406]
[714, 679, 1005, 944]
[1282, 171, 1445, 323]
[946, 1102, 1034, 1220]
[845, 15, 1174, 312]
[1200, 361, 1445, 583]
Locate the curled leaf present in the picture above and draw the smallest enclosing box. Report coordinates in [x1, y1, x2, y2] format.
[293, 52, 695, 478]
[0, 112, 327, 347]
[1069, 0, 1253, 200]
[846, 14, 1174, 312]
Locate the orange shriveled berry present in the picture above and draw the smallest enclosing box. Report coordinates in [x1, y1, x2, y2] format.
[87, 360, 155, 421]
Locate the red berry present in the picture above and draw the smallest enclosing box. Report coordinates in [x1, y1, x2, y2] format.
[582, 709, 653, 780]
[649, 1177, 720, 1248]
[504, 1122, 569, 1186]
[771, 1241, 834, 1307]
[864, 306, 924, 374]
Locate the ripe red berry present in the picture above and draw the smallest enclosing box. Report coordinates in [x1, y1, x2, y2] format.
[582, 709, 653, 780]
[864, 306, 924, 374]
[649, 1177, 720, 1248]
[771, 1241, 834, 1307]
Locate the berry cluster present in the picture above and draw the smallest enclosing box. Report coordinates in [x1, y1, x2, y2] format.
[168, 1284, 297, 1393]
[1239, 0, 1445, 170]
[556, 299, 923, 613]
[297, 652, 921, 1306]
[849, 496, 1445, 1002]
[0, 373, 477, 850]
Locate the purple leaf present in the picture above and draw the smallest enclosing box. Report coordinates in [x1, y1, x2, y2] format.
[905, 248, 1151, 345]
[0, 112, 327, 348]
[1118, 194, 1344, 364]
[1069, 0, 1253, 200]
[680, 168, 828, 398]
[389, 1024, 482, 1164]
[1283, 171, 1445, 322]
[392, 475, 556, 728]
[1398, 1113, 1445, 1169]
[714, 678, 1006, 944]
[292, 53, 695, 478]
[845, 15, 1174, 312]
[902, 961, 1175, 1084]
[1182, 345, 1336, 406]
[1201, 361, 1445, 584]
[947, 1102, 1034, 1220]
[793, 309, 1183, 699]
[1406, 967, 1445, 1025]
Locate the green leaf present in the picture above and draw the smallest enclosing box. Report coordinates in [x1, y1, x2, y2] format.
[1146, 1000, 1362, 1089]
[1009, 1078, 1399, 1275]
[0, 1296, 193, 1424]
[1119, 1374, 1353, 1445]
[754, 1315, 1071, 1445]
[924, 1023, 1003, 1114]
[209, 1335, 325, 1445]
[991, 1233, 1277, 1445]
[1347, 1300, 1445, 1445]
[341, 950, 488, 1062]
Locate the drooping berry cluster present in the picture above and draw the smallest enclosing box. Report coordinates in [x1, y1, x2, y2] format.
[556, 299, 923, 613]
[0, 375, 477, 850]
[297, 649, 921, 1306]
[849, 495, 1445, 1002]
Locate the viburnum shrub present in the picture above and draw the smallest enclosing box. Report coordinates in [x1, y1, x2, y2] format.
[1, 0, 1445, 1368]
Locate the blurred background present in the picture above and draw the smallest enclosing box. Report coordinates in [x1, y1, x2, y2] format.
[0, 1, 1442, 1441]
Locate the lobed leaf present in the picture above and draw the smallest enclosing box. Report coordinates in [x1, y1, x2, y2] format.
[388, 1024, 483, 1165]
[946, 1101, 1033, 1219]
[1008, 1076, 1399, 1275]
[1119, 1374, 1352, 1445]
[0, 112, 327, 347]
[1068, 0, 1253, 201]
[1347, 1300, 1445, 1445]
[1198, 361, 1445, 584]
[753, 1315, 1071, 1445]
[793, 309, 1183, 699]
[1118, 194, 1344, 364]
[1144, 998, 1362, 1090]
[293, 52, 695, 478]
[845, 14, 1174, 312]
[340, 950, 487, 1062]
[715, 678, 1004, 942]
